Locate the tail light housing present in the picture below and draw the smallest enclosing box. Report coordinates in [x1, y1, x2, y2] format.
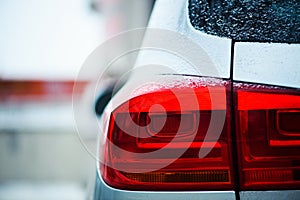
[100, 79, 235, 190]
[235, 83, 300, 190]
[99, 78, 300, 191]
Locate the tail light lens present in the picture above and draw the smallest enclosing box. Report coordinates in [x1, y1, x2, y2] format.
[235, 83, 300, 190]
[100, 80, 235, 190]
[99, 79, 300, 191]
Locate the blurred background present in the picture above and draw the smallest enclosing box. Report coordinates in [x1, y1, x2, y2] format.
[0, 0, 154, 199]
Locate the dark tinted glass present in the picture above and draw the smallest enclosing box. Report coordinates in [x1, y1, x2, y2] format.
[189, 0, 300, 43]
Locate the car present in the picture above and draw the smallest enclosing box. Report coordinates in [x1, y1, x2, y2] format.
[92, 0, 300, 199]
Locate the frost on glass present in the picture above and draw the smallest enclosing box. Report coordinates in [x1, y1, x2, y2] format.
[188, 0, 300, 43]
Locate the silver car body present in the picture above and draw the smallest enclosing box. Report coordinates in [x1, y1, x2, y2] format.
[94, 0, 300, 199]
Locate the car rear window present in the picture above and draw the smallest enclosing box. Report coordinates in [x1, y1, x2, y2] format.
[188, 0, 300, 43]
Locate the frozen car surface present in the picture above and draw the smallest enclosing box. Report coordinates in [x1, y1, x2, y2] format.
[189, 0, 300, 43]
[93, 0, 300, 199]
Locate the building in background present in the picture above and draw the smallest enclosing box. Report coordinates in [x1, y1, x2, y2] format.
[0, 0, 154, 199]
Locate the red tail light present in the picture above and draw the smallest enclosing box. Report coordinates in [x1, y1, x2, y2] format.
[99, 79, 300, 191]
[100, 79, 235, 190]
[235, 83, 300, 190]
